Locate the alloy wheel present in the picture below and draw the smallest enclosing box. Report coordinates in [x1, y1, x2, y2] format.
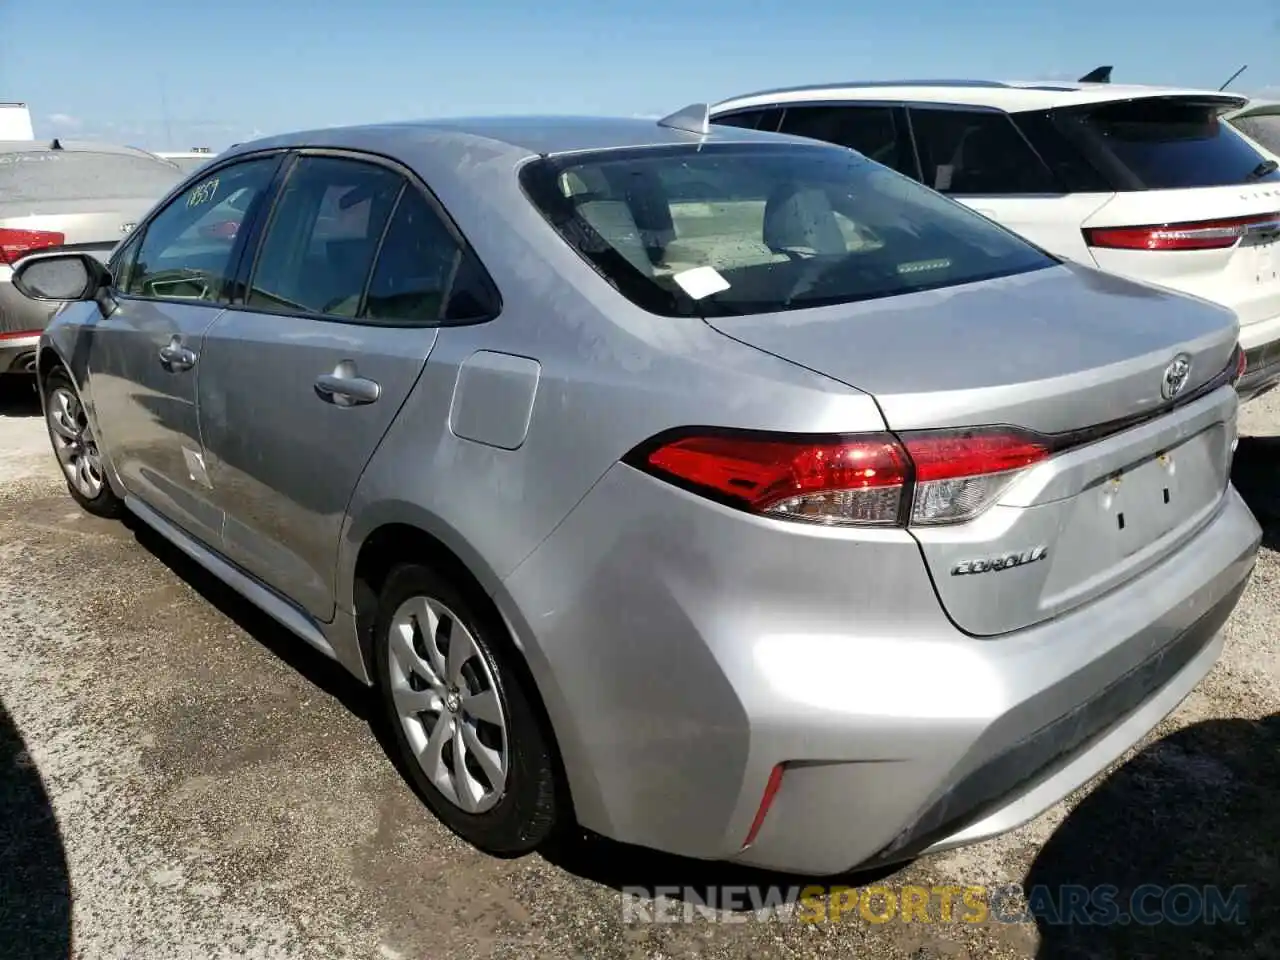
[47, 386, 105, 500]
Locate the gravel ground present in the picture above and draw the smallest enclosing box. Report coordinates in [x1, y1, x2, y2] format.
[1, 378, 1277, 960]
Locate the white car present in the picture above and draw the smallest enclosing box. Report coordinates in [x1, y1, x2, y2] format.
[1225, 99, 1280, 163]
[711, 80, 1280, 400]
[153, 150, 218, 174]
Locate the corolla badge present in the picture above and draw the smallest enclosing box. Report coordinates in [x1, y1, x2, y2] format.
[951, 546, 1048, 576]
[1161, 354, 1192, 401]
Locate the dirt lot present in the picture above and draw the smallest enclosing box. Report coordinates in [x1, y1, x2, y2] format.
[1, 378, 1278, 960]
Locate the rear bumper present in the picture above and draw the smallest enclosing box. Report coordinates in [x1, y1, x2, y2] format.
[0, 333, 41, 375]
[736, 489, 1258, 875]
[1239, 337, 1280, 402]
[0, 273, 55, 375]
[502, 464, 1261, 876]
[868, 571, 1241, 865]
[1237, 311, 1280, 401]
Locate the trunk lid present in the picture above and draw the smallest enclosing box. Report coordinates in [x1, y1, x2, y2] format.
[0, 198, 156, 261]
[705, 262, 1238, 435]
[705, 262, 1241, 635]
[1082, 185, 1280, 328]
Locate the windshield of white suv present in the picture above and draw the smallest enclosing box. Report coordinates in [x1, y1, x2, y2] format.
[519, 142, 1056, 318]
[1053, 97, 1280, 190]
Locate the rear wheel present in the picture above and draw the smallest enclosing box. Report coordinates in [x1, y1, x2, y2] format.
[42, 366, 123, 518]
[372, 562, 559, 854]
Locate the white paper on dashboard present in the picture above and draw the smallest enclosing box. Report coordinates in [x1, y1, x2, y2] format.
[672, 266, 731, 300]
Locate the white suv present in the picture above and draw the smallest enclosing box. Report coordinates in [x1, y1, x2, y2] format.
[711, 80, 1280, 401]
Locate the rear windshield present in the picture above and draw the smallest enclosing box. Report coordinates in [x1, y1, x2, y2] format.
[0, 150, 184, 203]
[1053, 97, 1280, 190]
[519, 142, 1055, 318]
[1230, 113, 1280, 157]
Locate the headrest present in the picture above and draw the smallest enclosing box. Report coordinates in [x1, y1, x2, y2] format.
[575, 199, 654, 277]
[762, 185, 847, 256]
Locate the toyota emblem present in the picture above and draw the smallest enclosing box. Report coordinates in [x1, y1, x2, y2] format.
[119, 221, 136, 235]
[1161, 354, 1192, 401]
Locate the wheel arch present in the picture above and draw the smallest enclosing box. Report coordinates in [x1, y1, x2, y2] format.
[35, 342, 63, 381]
[36, 337, 128, 497]
[35, 341, 75, 400]
[346, 510, 593, 826]
[351, 519, 501, 671]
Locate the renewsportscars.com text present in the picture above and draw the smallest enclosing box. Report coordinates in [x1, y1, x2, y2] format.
[620, 883, 1249, 926]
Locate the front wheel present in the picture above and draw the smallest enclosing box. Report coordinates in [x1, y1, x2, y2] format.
[42, 366, 124, 518]
[372, 562, 560, 855]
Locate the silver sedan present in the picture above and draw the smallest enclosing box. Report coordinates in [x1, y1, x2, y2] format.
[8, 107, 1260, 875]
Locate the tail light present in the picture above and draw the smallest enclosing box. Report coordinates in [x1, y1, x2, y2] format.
[626, 426, 1050, 528]
[903, 429, 1049, 524]
[1083, 212, 1280, 252]
[1232, 345, 1247, 384]
[0, 227, 66, 264]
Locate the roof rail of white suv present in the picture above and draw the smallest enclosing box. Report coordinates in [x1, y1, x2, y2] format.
[711, 80, 1247, 116]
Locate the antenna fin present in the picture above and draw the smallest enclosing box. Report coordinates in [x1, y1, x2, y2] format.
[657, 103, 711, 135]
[1078, 65, 1112, 83]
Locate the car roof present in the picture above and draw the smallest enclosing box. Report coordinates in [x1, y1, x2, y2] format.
[1226, 98, 1280, 119]
[0, 138, 173, 159]
[221, 114, 807, 163]
[712, 80, 1249, 115]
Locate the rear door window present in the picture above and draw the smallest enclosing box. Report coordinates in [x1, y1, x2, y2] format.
[1008, 111, 1114, 193]
[713, 109, 784, 133]
[1053, 97, 1280, 189]
[777, 105, 918, 178]
[359, 186, 499, 325]
[907, 107, 1061, 195]
[247, 156, 404, 318]
[712, 109, 770, 131]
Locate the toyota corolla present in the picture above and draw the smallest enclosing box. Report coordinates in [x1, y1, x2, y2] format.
[9, 106, 1260, 875]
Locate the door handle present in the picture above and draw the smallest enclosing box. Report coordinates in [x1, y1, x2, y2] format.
[315, 360, 380, 407]
[158, 336, 197, 372]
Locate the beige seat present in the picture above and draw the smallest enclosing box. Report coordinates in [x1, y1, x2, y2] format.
[559, 170, 654, 277]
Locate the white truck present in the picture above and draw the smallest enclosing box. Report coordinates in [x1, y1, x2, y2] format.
[0, 103, 35, 140]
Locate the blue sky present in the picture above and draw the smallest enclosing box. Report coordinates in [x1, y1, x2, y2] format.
[2, 0, 1277, 151]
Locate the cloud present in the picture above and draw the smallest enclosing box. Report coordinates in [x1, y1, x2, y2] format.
[47, 113, 82, 129]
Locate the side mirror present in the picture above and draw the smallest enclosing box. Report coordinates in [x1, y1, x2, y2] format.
[10, 251, 112, 303]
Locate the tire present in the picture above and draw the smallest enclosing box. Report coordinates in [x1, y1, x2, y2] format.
[372, 562, 559, 855]
[42, 365, 124, 519]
